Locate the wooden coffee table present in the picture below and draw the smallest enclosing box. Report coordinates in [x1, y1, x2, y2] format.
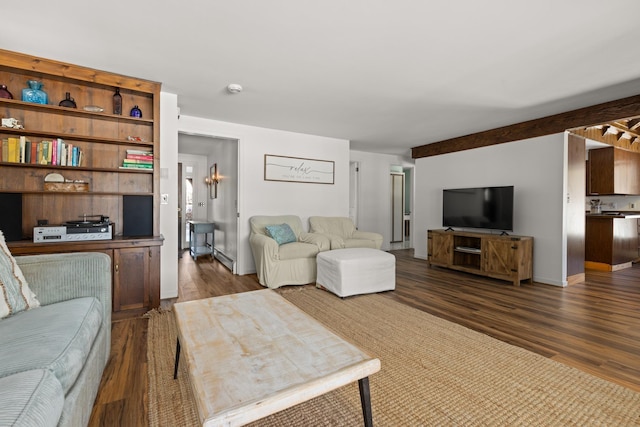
[173, 289, 380, 427]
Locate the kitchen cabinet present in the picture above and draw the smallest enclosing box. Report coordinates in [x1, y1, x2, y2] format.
[585, 215, 639, 270]
[588, 146, 640, 195]
[427, 229, 533, 286]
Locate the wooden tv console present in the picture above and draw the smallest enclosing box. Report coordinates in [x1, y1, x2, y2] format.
[427, 229, 533, 286]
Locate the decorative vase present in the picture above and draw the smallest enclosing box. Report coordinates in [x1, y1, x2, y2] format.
[0, 84, 13, 99]
[21, 80, 48, 104]
[130, 105, 142, 118]
[113, 87, 122, 115]
[59, 92, 77, 108]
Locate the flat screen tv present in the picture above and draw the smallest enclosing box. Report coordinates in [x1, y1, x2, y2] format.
[442, 186, 514, 231]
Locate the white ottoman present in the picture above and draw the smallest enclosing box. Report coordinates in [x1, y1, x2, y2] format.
[316, 248, 395, 297]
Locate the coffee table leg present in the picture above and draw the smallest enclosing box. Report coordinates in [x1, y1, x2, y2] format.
[358, 377, 373, 427]
[173, 339, 181, 379]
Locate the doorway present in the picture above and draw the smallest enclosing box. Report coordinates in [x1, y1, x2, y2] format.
[178, 133, 239, 272]
[390, 165, 414, 250]
[391, 172, 404, 243]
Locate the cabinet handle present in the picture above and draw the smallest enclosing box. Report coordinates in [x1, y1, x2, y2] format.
[115, 264, 119, 273]
[511, 246, 518, 249]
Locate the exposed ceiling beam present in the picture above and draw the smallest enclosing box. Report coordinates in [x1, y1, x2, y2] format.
[411, 93, 640, 159]
[628, 118, 640, 130]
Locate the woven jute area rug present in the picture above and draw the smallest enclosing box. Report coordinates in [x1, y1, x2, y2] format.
[147, 287, 640, 426]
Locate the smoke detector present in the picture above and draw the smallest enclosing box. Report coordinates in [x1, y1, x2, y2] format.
[227, 83, 243, 94]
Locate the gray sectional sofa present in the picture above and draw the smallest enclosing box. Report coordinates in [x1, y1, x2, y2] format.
[0, 252, 111, 427]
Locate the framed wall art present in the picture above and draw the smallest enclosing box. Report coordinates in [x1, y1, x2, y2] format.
[264, 154, 335, 184]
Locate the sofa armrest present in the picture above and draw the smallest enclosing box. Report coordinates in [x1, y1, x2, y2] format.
[353, 231, 383, 249]
[299, 232, 331, 252]
[249, 234, 280, 260]
[15, 252, 112, 323]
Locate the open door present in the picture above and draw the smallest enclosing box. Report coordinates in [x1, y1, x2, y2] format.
[178, 162, 183, 253]
[349, 162, 359, 228]
[391, 173, 404, 243]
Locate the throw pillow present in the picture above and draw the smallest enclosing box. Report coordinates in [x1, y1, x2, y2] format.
[0, 230, 40, 319]
[265, 223, 297, 245]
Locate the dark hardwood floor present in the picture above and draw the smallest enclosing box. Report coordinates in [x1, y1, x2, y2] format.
[88, 249, 640, 425]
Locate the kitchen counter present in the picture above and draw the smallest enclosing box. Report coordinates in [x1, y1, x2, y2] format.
[586, 211, 640, 219]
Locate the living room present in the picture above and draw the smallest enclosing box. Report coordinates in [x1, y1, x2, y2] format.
[2, 1, 640, 425]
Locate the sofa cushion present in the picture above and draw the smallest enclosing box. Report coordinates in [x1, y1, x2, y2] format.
[344, 239, 379, 249]
[278, 242, 320, 260]
[0, 297, 102, 394]
[0, 230, 40, 319]
[265, 223, 297, 245]
[0, 369, 64, 427]
[309, 216, 356, 238]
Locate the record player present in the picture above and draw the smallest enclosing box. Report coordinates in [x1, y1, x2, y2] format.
[34, 215, 113, 243]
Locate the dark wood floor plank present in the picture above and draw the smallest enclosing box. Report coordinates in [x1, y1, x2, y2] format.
[89, 249, 640, 426]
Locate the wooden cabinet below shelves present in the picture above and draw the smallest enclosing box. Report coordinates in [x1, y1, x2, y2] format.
[427, 229, 533, 286]
[8, 237, 162, 319]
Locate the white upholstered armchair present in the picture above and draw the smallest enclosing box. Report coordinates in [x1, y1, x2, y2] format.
[309, 216, 383, 250]
[249, 215, 330, 289]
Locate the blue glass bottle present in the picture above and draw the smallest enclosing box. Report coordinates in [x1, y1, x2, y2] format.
[130, 105, 142, 118]
[21, 80, 48, 104]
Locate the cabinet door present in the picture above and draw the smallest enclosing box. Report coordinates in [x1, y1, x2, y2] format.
[483, 239, 517, 276]
[429, 232, 453, 265]
[589, 147, 640, 195]
[113, 247, 150, 312]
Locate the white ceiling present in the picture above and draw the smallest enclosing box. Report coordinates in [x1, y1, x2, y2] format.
[3, 1, 640, 158]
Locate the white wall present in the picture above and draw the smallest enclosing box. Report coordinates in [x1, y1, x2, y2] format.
[413, 133, 566, 286]
[174, 115, 350, 276]
[349, 150, 414, 250]
[207, 140, 238, 264]
[159, 92, 179, 299]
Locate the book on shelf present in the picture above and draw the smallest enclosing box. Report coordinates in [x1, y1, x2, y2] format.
[41, 140, 50, 164]
[120, 163, 153, 169]
[25, 140, 32, 164]
[51, 139, 58, 165]
[126, 149, 153, 156]
[123, 158, 153, 165]
[19, 136, 27, 163]
[30, 141, 37, 164]
[7, 137, 18, 163]
[126, 153, 154, 161]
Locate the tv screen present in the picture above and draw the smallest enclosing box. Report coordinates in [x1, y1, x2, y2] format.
[442, 186, 514, 231]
